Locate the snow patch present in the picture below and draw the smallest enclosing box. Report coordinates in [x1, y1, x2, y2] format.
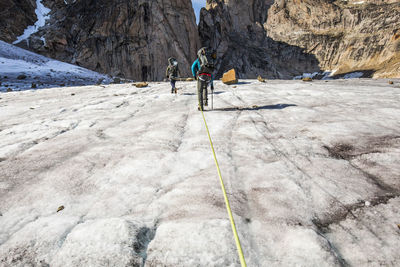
[0, 40, 111, 91]
[40, 36, 46, 46]
[343, 72, 364, 79]
[50, 219, 147, 266]
[13, 0, 51, 45]
[294, 71, 337, 80]
[294, 72, 320, 80]
[293, 70, 365, 80]
[64, 0, 77, 4]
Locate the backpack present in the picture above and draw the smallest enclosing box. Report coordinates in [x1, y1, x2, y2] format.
[167, 57, 178, 78]
[197, 47, 215, 74]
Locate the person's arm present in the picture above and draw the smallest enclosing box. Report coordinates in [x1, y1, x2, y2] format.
[191, 59, 199, 78]
[165, 66, 170, 78]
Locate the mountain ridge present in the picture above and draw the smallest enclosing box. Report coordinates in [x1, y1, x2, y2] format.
[1, 0, 399, 80]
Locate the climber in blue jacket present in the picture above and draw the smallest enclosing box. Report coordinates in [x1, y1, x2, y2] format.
[191, 47, 216, 109]
[191, 58, 214, 90]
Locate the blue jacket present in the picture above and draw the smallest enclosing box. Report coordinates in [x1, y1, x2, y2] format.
[191, 59, 214, 85]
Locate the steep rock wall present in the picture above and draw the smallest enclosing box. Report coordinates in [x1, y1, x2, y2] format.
[5, 0, 200, 81]
[0, 0, 37, 43]
[198, 0, 320, 79]
[266, 0, 400, 78]
[2, 0, 399, 79]
[199, 0, 400, 78]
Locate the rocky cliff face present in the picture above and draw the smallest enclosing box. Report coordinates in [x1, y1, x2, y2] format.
[2, 0, 399, 79]
[199, 0, 400, 78]
[198, 0, 320, 79]
[0, 0, 37, 43]
[7, 0, 200, 81]
[266, 0, 400, 78]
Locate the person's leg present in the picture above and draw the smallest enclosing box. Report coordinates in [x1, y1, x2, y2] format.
[174, 80, 177, 94]
[197, 79, 203, 110]
[204, 84, 208, 106]
[170, 80, 174, 93]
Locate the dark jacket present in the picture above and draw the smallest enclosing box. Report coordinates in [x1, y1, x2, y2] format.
[191, 59, 214, 85]
[166, 64, 180, 80]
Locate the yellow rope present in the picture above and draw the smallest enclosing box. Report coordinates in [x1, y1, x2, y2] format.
[197, 87, 247, 267]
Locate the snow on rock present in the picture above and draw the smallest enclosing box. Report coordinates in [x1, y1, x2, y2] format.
[0, 79, 399, 266]
[293, 70, 365, 80]
[64, 0, 77, 5]
[294, 72, 320, 80]
[0, 41, 111, 91]
[342, 72, 364, 79]
[12, 0, 51, 45]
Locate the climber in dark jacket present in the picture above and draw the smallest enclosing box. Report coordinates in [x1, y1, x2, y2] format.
[166, 57, 180, 94]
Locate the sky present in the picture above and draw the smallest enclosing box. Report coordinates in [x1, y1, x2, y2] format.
[192, 0, 206, 24]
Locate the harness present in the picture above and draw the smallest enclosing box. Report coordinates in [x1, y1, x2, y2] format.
[199, 73, 211, 77]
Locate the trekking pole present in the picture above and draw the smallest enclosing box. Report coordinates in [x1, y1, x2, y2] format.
[211, 87, 214, 110]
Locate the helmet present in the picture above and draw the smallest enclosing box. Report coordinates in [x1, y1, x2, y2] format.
[197, 46, 217, 59]
[168, 57, 177, 66]
[197, 47, 207, 58]
[197, 47, 217, 59]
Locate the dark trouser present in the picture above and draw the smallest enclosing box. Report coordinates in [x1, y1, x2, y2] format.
[197, 79, 208, 108]
[170, 80, 176, 92]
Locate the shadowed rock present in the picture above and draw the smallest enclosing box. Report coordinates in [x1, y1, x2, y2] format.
[7, 0, 201, 81]
[199, 0, 400, 79]
[266, 0, 400, 78]
[198, 0, 321, 79]
[0, 0, 37, 43]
